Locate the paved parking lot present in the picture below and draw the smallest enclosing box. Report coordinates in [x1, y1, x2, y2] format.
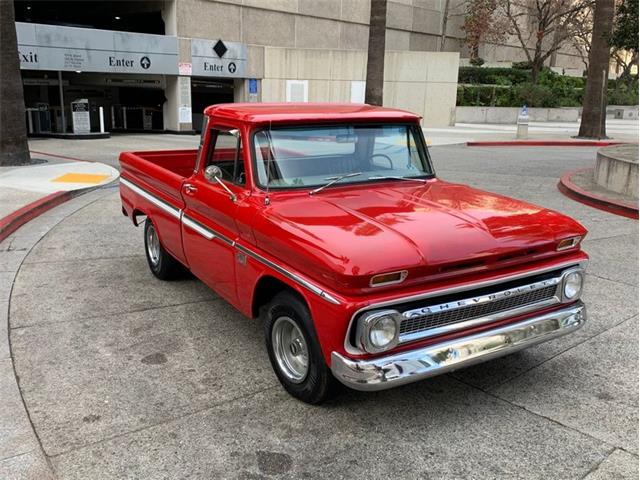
[2, 138, 638, 479]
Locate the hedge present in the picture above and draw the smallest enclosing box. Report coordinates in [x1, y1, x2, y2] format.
[458, 66, 530, 85]
[457, 66, 638, 107]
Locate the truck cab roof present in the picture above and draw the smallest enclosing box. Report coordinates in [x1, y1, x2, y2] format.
[202, 102, 421, 125]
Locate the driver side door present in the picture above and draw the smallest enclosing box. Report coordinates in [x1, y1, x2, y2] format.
[181, 124, 247, 303]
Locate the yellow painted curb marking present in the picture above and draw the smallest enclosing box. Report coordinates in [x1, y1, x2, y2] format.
[52, 173, 110, 184]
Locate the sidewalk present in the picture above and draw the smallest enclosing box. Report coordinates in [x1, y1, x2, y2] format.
[0, 157, 118, 242]
[423, 119, 639, 146]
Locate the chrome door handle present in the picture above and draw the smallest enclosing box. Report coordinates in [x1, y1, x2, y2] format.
[184, 183, 197, 194]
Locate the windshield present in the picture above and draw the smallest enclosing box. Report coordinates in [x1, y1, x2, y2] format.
[252, 124, 434, 189]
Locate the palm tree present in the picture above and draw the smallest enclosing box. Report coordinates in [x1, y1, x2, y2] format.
[1, 0, 31, 166]
[364, 0, 387, 106]
[578, 0, 615, 139]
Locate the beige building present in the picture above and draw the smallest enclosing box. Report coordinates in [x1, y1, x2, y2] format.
[164, 0, 462, 130]
[16, 0, 585, 134]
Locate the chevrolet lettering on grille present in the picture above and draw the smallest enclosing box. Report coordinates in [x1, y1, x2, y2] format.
[403, 278, 560, 318]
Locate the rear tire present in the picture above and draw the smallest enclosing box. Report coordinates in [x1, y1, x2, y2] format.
[144, 219, 183, 280]
[263, 291, 337, 404]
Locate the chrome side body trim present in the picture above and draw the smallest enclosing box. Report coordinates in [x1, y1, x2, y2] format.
[120, 177, 181, 219]
[121, 176, 340, 305]
[344, 259, 588, 354]
[182, 213, 234, 246]
[332, 302, 586, 391]
[236, 244, 341, 305]
[181, 215, 215, 241]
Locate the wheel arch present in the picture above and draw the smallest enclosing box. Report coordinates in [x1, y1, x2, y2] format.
[131, 208, 149, 227]
[251, 275, 310, 319]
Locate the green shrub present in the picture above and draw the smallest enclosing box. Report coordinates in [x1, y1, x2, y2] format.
[608, 81, 639, 105]
[457, 85, 518, 106]
[456, 66, 638, 107]
[512, 61, 534, 70]
[469, 57, 485, 66]
[459, 66, 531, 85]
[514, 83, 557, 107]
[536, 70, 584, 106]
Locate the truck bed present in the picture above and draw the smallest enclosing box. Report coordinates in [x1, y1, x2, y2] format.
[119, 149, 198, 207]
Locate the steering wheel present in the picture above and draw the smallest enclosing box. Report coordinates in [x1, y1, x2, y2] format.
[371, 153, 393, 169]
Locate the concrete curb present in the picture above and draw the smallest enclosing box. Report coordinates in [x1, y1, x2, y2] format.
[0, 186, 104, 244]
[0, 191, 75, 244]
[467, 140, 624, 147]
[558, 168, 639, 220]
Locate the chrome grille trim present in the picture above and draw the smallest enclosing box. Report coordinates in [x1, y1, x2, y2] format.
[345, 263, 588, 354]
[398, 278, 561, 343]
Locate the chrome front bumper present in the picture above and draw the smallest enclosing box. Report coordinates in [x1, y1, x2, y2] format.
[331, 302, 586, 392]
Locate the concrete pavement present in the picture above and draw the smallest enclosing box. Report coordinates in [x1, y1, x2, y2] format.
[0, 139, 637, 479]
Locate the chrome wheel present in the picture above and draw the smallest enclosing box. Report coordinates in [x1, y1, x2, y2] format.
[272, 316, 309, 383]
[146, 222, 160, 266]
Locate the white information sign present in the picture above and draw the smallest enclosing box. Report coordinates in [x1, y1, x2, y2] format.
[71, 99, 90, 134]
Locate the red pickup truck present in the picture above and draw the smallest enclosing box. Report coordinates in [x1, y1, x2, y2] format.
[120, 103, 588, 403]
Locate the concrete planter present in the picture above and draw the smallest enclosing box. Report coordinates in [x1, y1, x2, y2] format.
[455, 106, 581, 124]
[456, 105, 639, 124]
[594, 144, 639, 199]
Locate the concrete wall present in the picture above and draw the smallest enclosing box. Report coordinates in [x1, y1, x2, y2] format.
[173, 0, 586, 72]
[455, 106, 582, 124]
[456, 105, 640, 124]
[259, 48, 459, 126]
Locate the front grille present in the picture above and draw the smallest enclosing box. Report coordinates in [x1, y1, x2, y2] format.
[399, 284, 558, 338]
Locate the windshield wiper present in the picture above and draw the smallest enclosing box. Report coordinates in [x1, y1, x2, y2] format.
[368, 175, 429, 184]
[309, 172, 363, 195]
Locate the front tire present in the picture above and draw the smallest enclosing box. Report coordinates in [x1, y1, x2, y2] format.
[144, 219, 182, 280]
[263, 291, 337, 404]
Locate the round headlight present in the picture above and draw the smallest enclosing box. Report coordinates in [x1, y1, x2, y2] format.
[563, 271, 584, 300]
[369, 315, 398, 350]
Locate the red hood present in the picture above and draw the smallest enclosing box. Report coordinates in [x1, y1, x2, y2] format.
[253, 179, 587, 292]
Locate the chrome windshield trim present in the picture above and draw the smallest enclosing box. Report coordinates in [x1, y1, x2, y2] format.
[344, 260, 588, 355]
[120, 177, 181, 219]
[333, 302, 586, 392]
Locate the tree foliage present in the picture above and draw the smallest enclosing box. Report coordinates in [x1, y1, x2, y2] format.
[461, 0, 507, 59]
[611, 0, 638, 52]
[461, 0, 595, 82]
[500, 0, 595, 82]
[610, 0, 638, 78]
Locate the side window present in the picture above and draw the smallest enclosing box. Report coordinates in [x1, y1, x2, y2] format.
[205, 128, 245, 185]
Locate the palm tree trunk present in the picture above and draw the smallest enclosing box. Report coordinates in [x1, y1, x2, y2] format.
[0, 0, 31, 165]
[364, 0, 387, 106]
[578, 0, 615, 139]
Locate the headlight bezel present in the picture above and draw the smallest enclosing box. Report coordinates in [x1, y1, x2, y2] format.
[356, 309, 402, 354]
[561, 268, 585, 302]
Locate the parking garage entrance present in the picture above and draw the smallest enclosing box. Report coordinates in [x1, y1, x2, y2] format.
[190, 78, 235, 132]
[22, 71, 167, 134]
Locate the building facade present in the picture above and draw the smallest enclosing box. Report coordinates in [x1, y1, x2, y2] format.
[15, 0, 584, 135]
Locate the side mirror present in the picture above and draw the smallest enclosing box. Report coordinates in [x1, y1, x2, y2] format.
[204, 165, 223, 183]
[203, 165, 236, 202]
